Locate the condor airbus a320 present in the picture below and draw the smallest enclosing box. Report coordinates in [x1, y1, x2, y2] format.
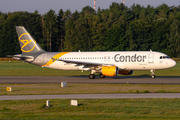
[13, 26, 176, 79]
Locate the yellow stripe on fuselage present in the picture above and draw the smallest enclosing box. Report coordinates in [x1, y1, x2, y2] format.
[42, 52, 69, 67]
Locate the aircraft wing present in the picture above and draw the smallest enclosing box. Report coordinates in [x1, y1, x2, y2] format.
[58, 59, 114, 68]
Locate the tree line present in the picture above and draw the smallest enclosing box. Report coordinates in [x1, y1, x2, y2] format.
[0, 3, 180, 57]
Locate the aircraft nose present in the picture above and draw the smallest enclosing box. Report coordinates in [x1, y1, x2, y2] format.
[169, 59, 176, 68]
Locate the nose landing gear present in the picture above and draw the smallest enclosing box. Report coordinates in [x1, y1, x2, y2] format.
[150, 70, 156, 79]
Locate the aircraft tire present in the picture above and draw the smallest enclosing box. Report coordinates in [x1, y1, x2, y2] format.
[89, 74, 95, 79]
[99, 74, 105, 78]
[152, 75, 155, 79]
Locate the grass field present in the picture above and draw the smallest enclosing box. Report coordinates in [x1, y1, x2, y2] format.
[1, 84, 180, 95]
[1, 99, 180, 120]
[0, 61, 90, 76]
[0, 61, 180, 76]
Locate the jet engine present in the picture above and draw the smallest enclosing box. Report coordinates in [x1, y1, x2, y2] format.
[101, 66, 118, 76]
[118, 70, 133, 75]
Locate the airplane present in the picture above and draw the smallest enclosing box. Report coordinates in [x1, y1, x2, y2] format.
[13, 26, 176, 79]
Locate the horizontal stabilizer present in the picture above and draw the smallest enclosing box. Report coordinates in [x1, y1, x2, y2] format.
[13, 54, 34, 62]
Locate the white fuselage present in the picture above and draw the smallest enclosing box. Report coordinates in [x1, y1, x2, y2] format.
[34, 51, 176, 71]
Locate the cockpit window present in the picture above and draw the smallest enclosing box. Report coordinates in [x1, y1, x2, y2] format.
[160, 56, 169, 59]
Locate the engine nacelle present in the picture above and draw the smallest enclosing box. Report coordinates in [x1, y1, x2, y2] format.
[118, 70, 133, 75]
[102, 66, 118, 76]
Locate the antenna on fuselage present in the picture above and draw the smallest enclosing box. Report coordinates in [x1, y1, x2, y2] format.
[78, 50, 81, 52]
[150, 49, 152, 52]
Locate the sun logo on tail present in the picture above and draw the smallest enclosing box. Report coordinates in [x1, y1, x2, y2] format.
[18, 33, 36, 52]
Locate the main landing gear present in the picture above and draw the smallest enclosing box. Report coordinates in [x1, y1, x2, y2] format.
[89, 74, 95, 79]
[89, 70, 96, 79]
[89, 73, 106, 79]
[99, 73, 106, 78]
[150, 70, 156, 79]
[89, 70, 106, 79]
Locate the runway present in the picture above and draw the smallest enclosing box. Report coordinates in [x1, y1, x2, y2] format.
[0, 76, 180, 84]
[1, 93, 180, 100]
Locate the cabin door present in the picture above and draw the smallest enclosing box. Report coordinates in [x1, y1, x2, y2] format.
[148, 53, 154, 63]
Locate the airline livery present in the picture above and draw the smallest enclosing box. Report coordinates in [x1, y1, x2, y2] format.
[13, 26, 176, 79]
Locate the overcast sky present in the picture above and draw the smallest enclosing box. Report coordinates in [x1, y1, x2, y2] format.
[0, 0, 179, 14]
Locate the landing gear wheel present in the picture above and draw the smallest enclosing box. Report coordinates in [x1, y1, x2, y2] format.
[150, 70, 155, 79]
[152, 75, 155, 79]
[99, 73, 105, 78]
[89, 74, 95, 79]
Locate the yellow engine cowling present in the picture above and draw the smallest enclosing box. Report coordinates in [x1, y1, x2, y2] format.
[118, 70, 133, 75]
[102, 66, 118, 76]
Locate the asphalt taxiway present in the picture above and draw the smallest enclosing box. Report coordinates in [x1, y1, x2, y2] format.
[0, 76, 180, 84]
[1, 93, 180, 100]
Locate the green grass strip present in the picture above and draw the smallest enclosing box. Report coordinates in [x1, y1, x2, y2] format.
[1, 83, 180, 95]
[0, 99, 180, 119]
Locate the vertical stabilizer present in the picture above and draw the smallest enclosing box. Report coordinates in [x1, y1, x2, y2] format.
[15, 26, 45, 54]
